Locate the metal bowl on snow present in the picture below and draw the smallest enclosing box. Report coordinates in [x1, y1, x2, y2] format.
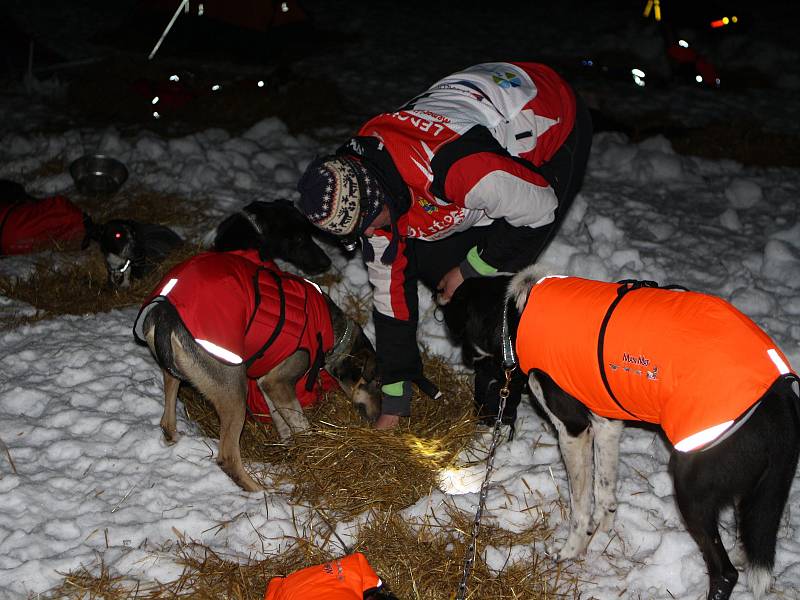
[69, 155, 129, 195]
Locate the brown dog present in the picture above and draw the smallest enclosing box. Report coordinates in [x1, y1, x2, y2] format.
[133, 250, 382, 491]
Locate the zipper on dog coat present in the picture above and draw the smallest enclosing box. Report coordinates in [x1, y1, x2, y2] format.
[516, 276, 796, 452]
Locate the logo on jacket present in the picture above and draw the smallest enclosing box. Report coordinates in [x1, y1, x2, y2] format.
[417, 196, 437, 214]
[609, 354, 659, 381]
[623, 352, 650, 367]
[492, 71, 521, 89]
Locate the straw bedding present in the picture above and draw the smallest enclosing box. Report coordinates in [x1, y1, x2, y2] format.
[45, 349, 579, 599]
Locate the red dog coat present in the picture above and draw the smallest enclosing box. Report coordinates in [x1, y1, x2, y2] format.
[516, 276, 795, 451]
[0, 196, 86, 255]
[134, 250, 336, 420]
[264, 553, 382, 600]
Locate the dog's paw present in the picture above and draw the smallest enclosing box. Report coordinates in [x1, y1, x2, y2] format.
[592, 505, 617, 534]
[552, 530, 591, 561]
[161, 427, 179, 445]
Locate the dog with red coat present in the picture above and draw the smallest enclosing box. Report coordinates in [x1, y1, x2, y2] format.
[133, 249, 381, 491]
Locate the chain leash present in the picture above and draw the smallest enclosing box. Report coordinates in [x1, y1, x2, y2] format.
[455, 366, 514, 600]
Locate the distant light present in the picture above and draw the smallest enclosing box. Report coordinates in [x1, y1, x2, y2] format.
[198, 3, 204, 15]
[711, 15, 737, 28]
[152, 96, 159, 105]
[257, 80, 265, 87]
[696, 75, 703, 83]
[678, 39, 689, 48]
[153, 111, 161, 119]
[281, 1, 288, 11]
[211, 84, 221, 91]
[169, 74, 180, 82]
[715, 78, 721, 87]
[631, 68, 645, 78]
[631, 67, 646, 87]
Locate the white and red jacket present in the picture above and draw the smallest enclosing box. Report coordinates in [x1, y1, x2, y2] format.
[516, 276, 797, 452]
[341, 62, 577, 387]
[134, 250, 336, 422]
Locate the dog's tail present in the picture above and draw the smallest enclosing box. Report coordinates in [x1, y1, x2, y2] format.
[507, 263, 556, 314]
[142, 301, 187, 379]
[739, 377, 800, 599]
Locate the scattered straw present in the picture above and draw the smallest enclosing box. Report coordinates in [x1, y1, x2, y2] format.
[72, 185, 212, 230]
[179, 351, 478, 518]
[0, 242, 203, 322]
[47, 507, 578, 600]
[0, 435, 17, 474]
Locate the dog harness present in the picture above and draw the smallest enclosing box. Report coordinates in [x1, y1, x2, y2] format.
[264, 553, 382, 600]
[134, 249, 335, 421]
[516, 276, 796, 452]
[0, 196, 86, 255]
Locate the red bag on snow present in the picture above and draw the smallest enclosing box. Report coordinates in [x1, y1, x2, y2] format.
[0, 196, 87, 255]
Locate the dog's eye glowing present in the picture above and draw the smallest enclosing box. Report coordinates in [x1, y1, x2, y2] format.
[114, 232, 122, 239]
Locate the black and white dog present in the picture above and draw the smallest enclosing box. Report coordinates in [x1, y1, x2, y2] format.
[443, 266, 800, 600]
[440, 274, 526, 433]
[213, 199, 332, 275]
[83, 219, 184, 288]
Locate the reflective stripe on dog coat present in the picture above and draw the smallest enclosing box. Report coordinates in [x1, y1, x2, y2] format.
[134, 249, 335, 420]
[515, 276, 796, 451]
[264, 552, 382, 600]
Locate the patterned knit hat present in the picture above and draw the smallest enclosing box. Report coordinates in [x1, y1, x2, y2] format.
[296, 155, 384, 238]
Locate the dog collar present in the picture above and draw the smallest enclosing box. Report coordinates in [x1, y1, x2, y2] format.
[239, 208, 265, 238]
[325, 318, 356, 369]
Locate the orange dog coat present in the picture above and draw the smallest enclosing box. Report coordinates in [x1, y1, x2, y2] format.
[516, 276, 795, 451]
[264, 552, 382, 600]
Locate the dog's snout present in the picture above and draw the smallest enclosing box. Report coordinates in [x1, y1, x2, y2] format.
[352, 378, 381, 423]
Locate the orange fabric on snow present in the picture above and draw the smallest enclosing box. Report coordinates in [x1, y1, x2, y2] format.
[264, 552, 381, 600]
[516, 276, 794, 450]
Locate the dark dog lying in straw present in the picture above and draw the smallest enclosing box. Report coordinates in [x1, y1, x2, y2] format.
[83, 219, 183, 288]
[442, 267, 800, 600]
[133, 249, 381, 491]
[213, 199, 332, 275]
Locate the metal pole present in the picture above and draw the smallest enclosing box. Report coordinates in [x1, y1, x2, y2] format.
[148, 0, 190, 60]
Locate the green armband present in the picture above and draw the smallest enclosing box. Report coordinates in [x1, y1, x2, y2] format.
[464, 246, 498, 277]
